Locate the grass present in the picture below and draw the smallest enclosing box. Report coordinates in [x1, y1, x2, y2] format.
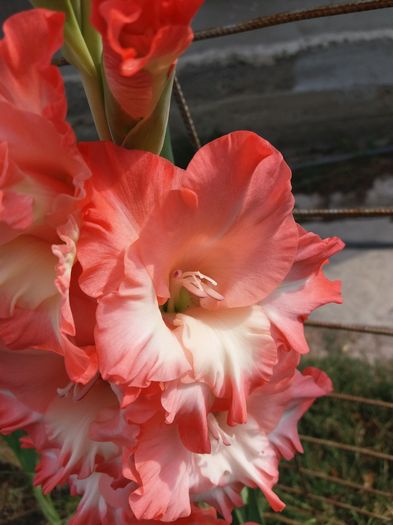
[1, 351, 392, 524]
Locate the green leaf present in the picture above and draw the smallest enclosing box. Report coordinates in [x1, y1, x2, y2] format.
[2, 431, 37, 473]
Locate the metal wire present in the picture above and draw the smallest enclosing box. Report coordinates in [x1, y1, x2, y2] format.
[277, 484, 392, 521]
[53, 56, 68, 67]
[294, 207, 393, 218]
[194, 0, 393, 41]
[305, 319, 393, 337]
[173, 75, 201, 150]
[329, 392, 393, 410]
[262, 514, 304, 525]
[281, 464, 392, 498]
[299, 435, 393, 462]
[282, 504, 348, 525]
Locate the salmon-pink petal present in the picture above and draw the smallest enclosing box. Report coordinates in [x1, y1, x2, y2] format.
[129, 416, 192, 521]
[176, 505, 230, 525]
[0, 347, 67, 432]
[0, 236, 57, 317]
[0, 226, 97, 384]
[78, 141, 180, 297]
[195, 413, 284, 519]
[161, 380, 213, 453]
[193, 485, 244, 523]
[262, 227, 344, 354]
[263, 267, 342, 354]
[137, 131, 298, 307]
[92, 0, 203, 120]
[287, 225, 345, 281]
[173, 306, 277, 425]
[35, 380, 120, 492]
[95, 254, 190, 388]
[69, 472, 135, 525]
[0, 142, 34, 241]
[0, 100, 89, 231]
[268, 368, 332, 460]
[0, 9, 70, 138]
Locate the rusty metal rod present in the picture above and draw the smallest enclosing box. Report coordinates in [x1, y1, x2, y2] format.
[299, 435, 393, 462]
[53, 56, 69, 67]
[329, 392, 393, 410]
[283, 504, 346, 525]
[294, 207, 393, 219]
[263, 514, 304, 525]
[282, 464, 392, 498]
[173, 75, 201, 150]
[194, 1, 393, 41]
[305, 319, 393, 337]
[277, 484, 392, 521]
[263, 514, 303, 525]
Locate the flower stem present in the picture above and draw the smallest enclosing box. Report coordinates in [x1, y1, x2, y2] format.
[33, 483, 63, 525]
[80, 69, 112, 140]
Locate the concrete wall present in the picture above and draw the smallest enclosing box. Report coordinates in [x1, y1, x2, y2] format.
[2, 1, 393, 170]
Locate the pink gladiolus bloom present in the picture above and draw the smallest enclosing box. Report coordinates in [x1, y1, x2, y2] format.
[0, 9, 97, 382]
[92, 0, 204, 123]
[0, 343, 331, 523]
[0, 7, 344, 524]
[78, 132, 342, 429]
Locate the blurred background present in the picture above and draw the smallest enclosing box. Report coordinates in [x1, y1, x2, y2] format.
[0, 1, 392, 524]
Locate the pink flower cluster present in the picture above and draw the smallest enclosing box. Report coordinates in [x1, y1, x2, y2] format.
[0, 7, 344, 525]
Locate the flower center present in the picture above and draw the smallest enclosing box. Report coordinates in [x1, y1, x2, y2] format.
[166, 269, 224, 312]
[57, 373, 99, 402]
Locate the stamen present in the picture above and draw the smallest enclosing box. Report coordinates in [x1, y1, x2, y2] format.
[207, 414, 232, 446]
[173, 270, 224, 301]
[57, 382, 73, 398]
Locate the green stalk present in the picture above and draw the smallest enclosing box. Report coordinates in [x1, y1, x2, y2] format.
[33, 483, 63, 525]
[2, 434, 62, 524]
[80, 0, 102, 69]
[80, 69, 112, 140]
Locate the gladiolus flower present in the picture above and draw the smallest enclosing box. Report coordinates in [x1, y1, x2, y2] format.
[0, 6, 344, 525]
[78, 131, 342, 433]
[91, 0, 204, 150]
[0, 9, 96, 382]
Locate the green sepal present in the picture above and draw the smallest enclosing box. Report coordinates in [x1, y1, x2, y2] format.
[160, 127, 175, 163]
[121, 71, 175, 154]
[30, 0, 95, 76]
[102, 66, 175, 154]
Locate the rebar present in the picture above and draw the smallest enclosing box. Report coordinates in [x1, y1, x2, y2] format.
[299, 435, 393, 462]
[173, 75, 201, 150]
[305, 319, 393, 336]
[262, 514, 304, 525]
[294, 207, 393, 219]
[194, 1, 393, 41]
[329, 392, 393, 410]
[277, 484, 392, 521]
[282, 464, 392, 498]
